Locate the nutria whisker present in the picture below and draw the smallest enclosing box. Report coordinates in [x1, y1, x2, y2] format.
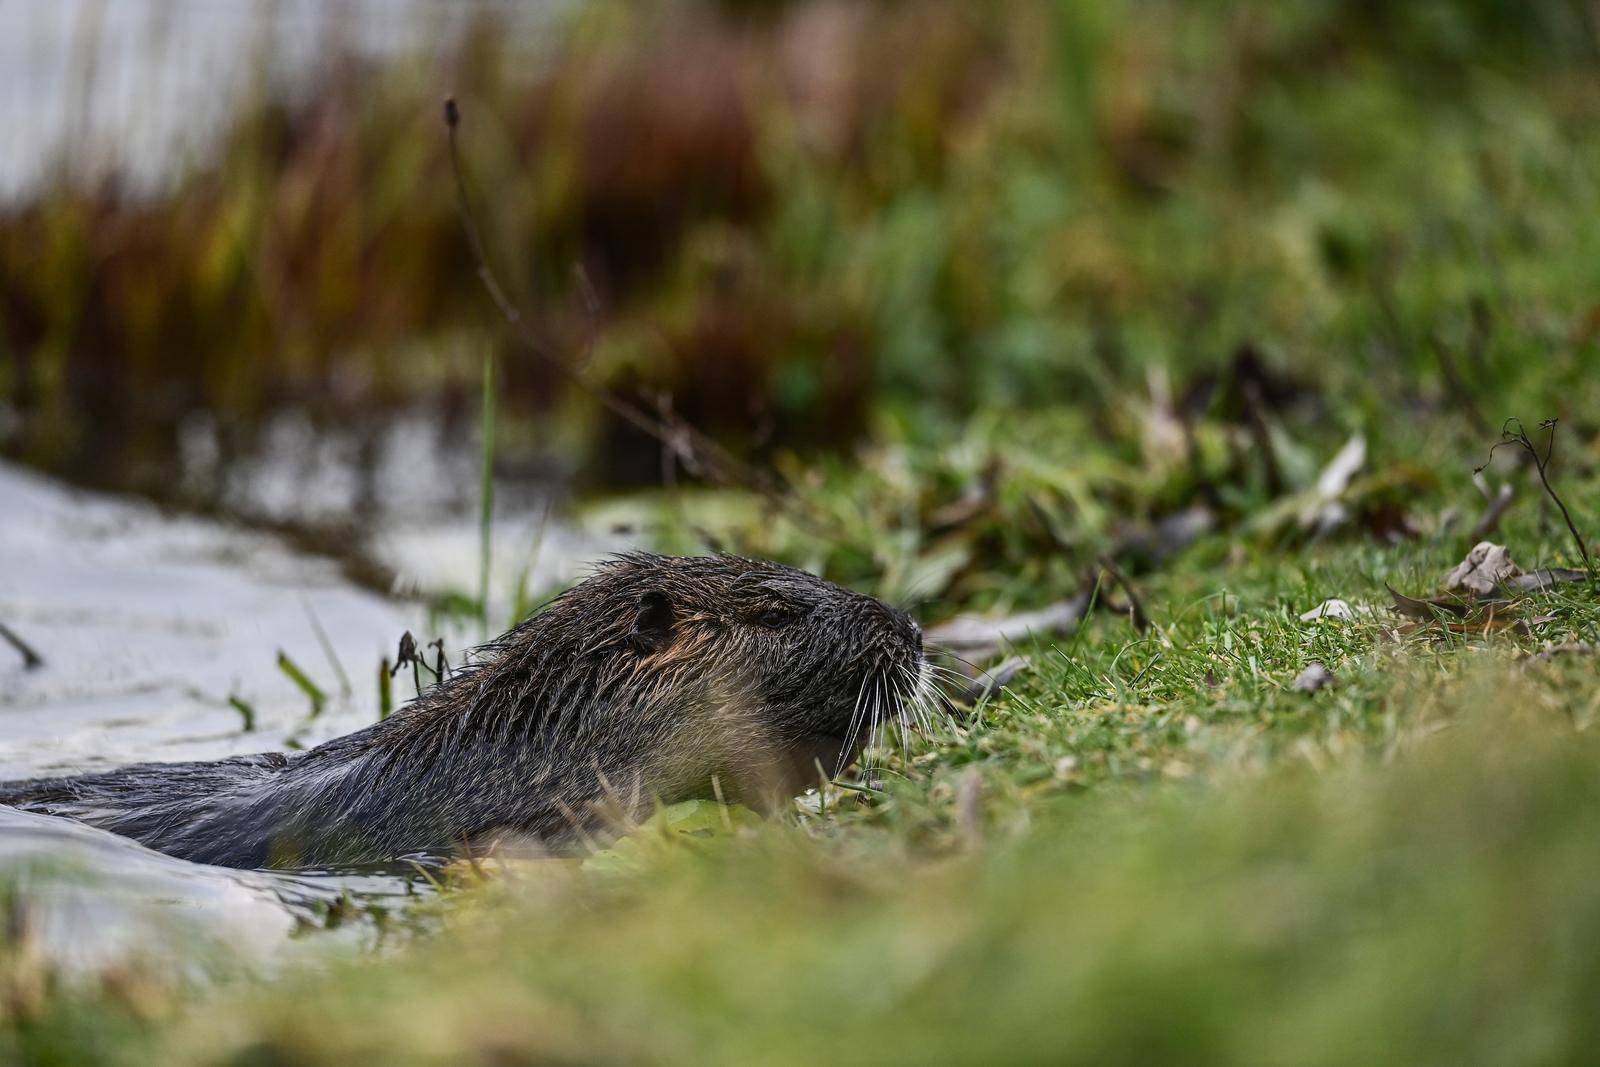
[923, 660, 979, 685]
[0, 554, 931, 869]
[894, 672, 915, 754]
[917, 668, 942, 735]
[835, 674, 873, 779]
[877, 673, 900, 768]
[903, 661, 936, 734]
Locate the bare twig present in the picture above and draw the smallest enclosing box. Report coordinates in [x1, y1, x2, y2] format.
[391, 630, 424, 697]
[1477, 418, 1595, 583]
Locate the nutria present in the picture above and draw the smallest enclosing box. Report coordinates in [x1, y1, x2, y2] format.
[0, 554, 926, 870]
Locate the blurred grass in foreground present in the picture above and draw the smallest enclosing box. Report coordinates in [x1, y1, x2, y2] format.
[11, 671, 1600, 1065]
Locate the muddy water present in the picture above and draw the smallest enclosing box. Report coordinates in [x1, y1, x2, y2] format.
[0, 459, 621, 972]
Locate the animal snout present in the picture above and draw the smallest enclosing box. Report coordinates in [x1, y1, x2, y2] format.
[897, 611, 924, 654]
[864, 597, 922, 654]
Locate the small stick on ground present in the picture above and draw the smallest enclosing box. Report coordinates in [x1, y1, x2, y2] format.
[0, 622, 44, 670]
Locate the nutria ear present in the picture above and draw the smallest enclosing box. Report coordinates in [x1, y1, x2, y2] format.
[630, 590, 675, 652]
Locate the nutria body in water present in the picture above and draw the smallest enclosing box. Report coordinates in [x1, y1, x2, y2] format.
[0, 555, 925, 869]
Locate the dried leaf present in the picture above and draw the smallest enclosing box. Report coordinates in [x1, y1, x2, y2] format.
[1314, 434, 1367, 499]
[1395, 607, 1548, 636]
[1386, 584, 1472, 620]
[1298, 434, 1366, 535]
[1444, 541, 1521, 596]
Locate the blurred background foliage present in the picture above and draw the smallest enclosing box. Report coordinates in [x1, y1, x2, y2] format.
[4, 0, 1599, 508]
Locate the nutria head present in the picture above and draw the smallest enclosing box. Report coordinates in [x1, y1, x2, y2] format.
[528, 554, 927, 792]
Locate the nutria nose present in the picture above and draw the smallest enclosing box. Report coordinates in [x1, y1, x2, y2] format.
[900, 612, 923, 653]
[867, 598, 922, 653]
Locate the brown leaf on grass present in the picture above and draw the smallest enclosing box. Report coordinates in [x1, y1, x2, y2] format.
[1386, 584, 1474, 620]
[1383, 579, 1556, 635]
[1386, 541, 1574, 636]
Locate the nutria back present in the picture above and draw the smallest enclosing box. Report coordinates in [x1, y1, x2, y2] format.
[0, 554, 925, 868]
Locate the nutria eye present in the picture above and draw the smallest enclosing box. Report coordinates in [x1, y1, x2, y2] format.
[757, 607, 794, 629]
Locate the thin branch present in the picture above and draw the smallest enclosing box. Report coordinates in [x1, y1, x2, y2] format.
[1477, 418, 1594, 583]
